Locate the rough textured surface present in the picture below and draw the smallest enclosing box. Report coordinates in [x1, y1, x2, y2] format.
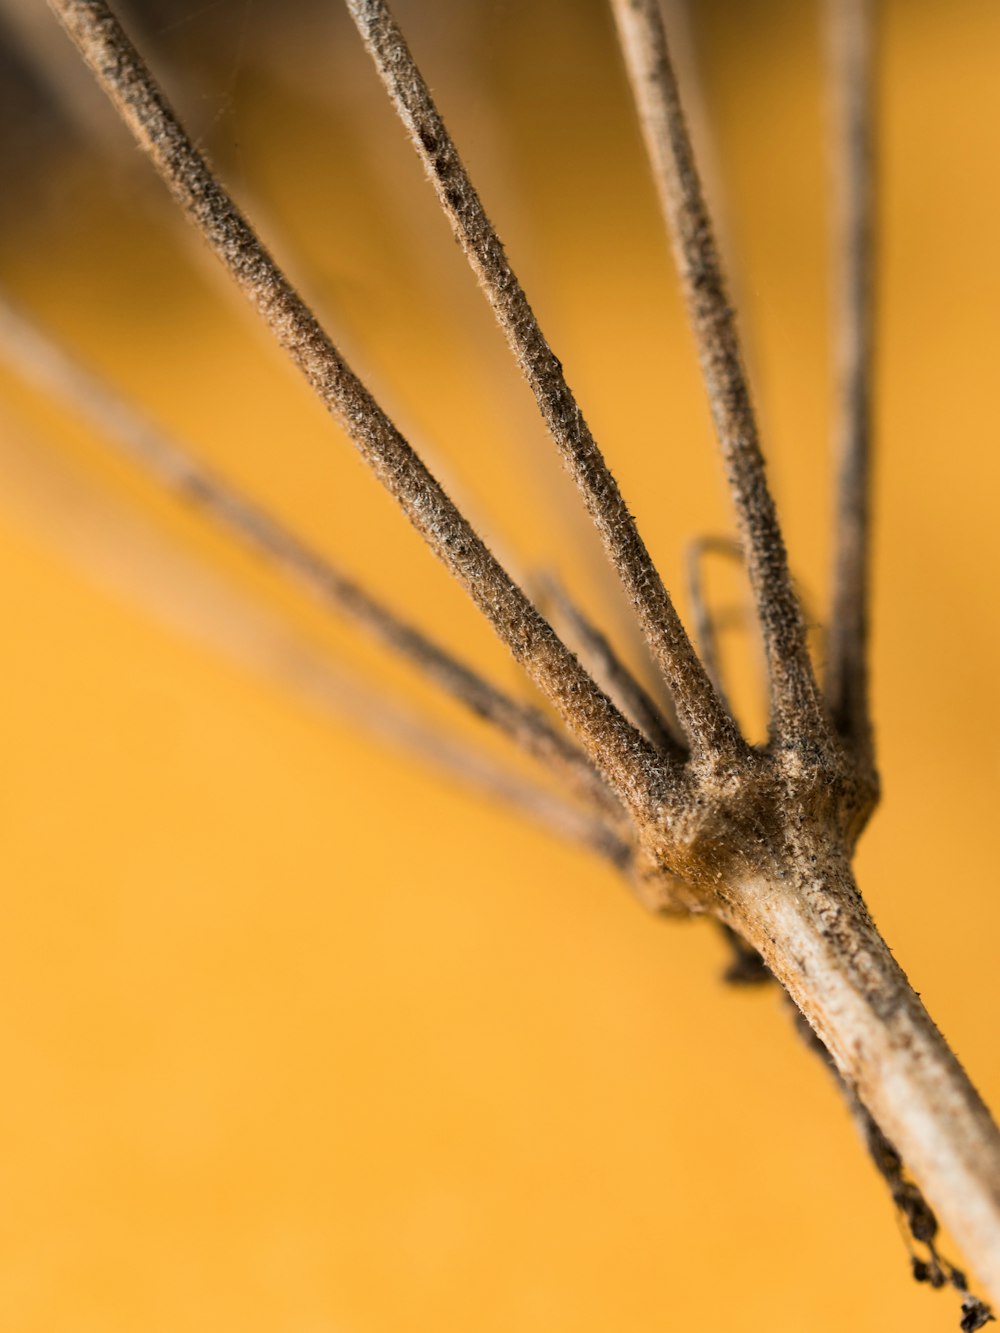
[47, 0, 671, 821]
[345, 0, 736, 762]
[539, 573, 682, 759]
[45, 0, 1000, 1314]
[610, 0, 828, 750]
[722, 848, 1000, 1310]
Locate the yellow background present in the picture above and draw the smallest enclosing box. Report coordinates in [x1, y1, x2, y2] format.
[1, 0, 998, 1328]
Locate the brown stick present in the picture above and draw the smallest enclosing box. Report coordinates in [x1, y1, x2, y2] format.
[0, 403, 633, 869]
[45, 0, 677, 819]
[343, 0, 738, 763]
[824, 0, 876, 773]
[609, 0, 827, 749]
[290, 655, 635, 871]
[0, 293, 624, 825]
[538, 574, 682, 758]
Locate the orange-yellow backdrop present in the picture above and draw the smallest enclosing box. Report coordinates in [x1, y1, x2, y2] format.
[1, 1, 998, 1329]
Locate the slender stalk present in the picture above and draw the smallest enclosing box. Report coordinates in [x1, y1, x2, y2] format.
[825, 0, 876, 770]
[722, 851, 1000, 1305]
[609, 0, 827, 749]
[539, 574, 682, 758]
[684, 534, 741, 703]
[0, 0, 114, 147]
[46, 0, 678, 818]
[302, 661, 635, 871]
[0, 402, 632, 869]
[0, 294, 624, 824]
[343, 0, 739, 763]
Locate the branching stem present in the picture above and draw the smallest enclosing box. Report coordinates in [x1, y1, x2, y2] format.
[46, 0, 676, 819]
[0, 402, 631, 868]
[42, 0, 1000, 1310]
[344, 0, 738, 763]
[538, 574, 682, 758]
[318, 667, 634, 870]
[0, 294, 624, 825]
[609, 0, 827, 749]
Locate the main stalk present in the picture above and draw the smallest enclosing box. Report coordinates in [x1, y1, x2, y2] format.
[721, 851, 1000, 1302]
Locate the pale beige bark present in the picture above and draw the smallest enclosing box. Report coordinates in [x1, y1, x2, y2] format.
[723, 852, 1000, 1304]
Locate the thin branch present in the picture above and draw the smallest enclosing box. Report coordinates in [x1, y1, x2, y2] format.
[35, 2, 1000, 1302]
[47, 0, 676, 820]
[538, 573, 682, 758]
[294, 655, 636, 872]
[660, 0, 736, 274]
[684, 534, 741, 704]
[824, 0, 876, 770]
[0, 0, 117, 148]
[609, 0, 828, 748]
[0, 292, 627, 826]
[400, 736, 635, 873]
[343, 0, 739, 764]
[0, 403, 632, 871]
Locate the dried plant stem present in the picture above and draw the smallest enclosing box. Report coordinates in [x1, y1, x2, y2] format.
[684, 534, 741, 703]
[391, 737, 634, 871]
[46, 0, 1000, 1310]
[0, 294, 626, 826]
[344, 0, 738, 763]
[0, 405, 630, 869]
[825, 0, 876, 772]
[46, 0, 680, 819]
[607, 3, 1000, 1298]
[291, 657, 634, 870]
[722, 853, 1000, 1305]
[788, 1003, 991, 1319]
[609, 0, 826, 747]
[0, 0, 114, 148]
[539, 574, 681, 757]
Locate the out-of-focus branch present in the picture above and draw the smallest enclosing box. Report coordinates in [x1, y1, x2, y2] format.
[45, 0, 676, 821]
[0, 407, 631, 869]
[538, 573, 681, 758]
[824, 0, 877, 779]
[0, 293, 625, 827]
